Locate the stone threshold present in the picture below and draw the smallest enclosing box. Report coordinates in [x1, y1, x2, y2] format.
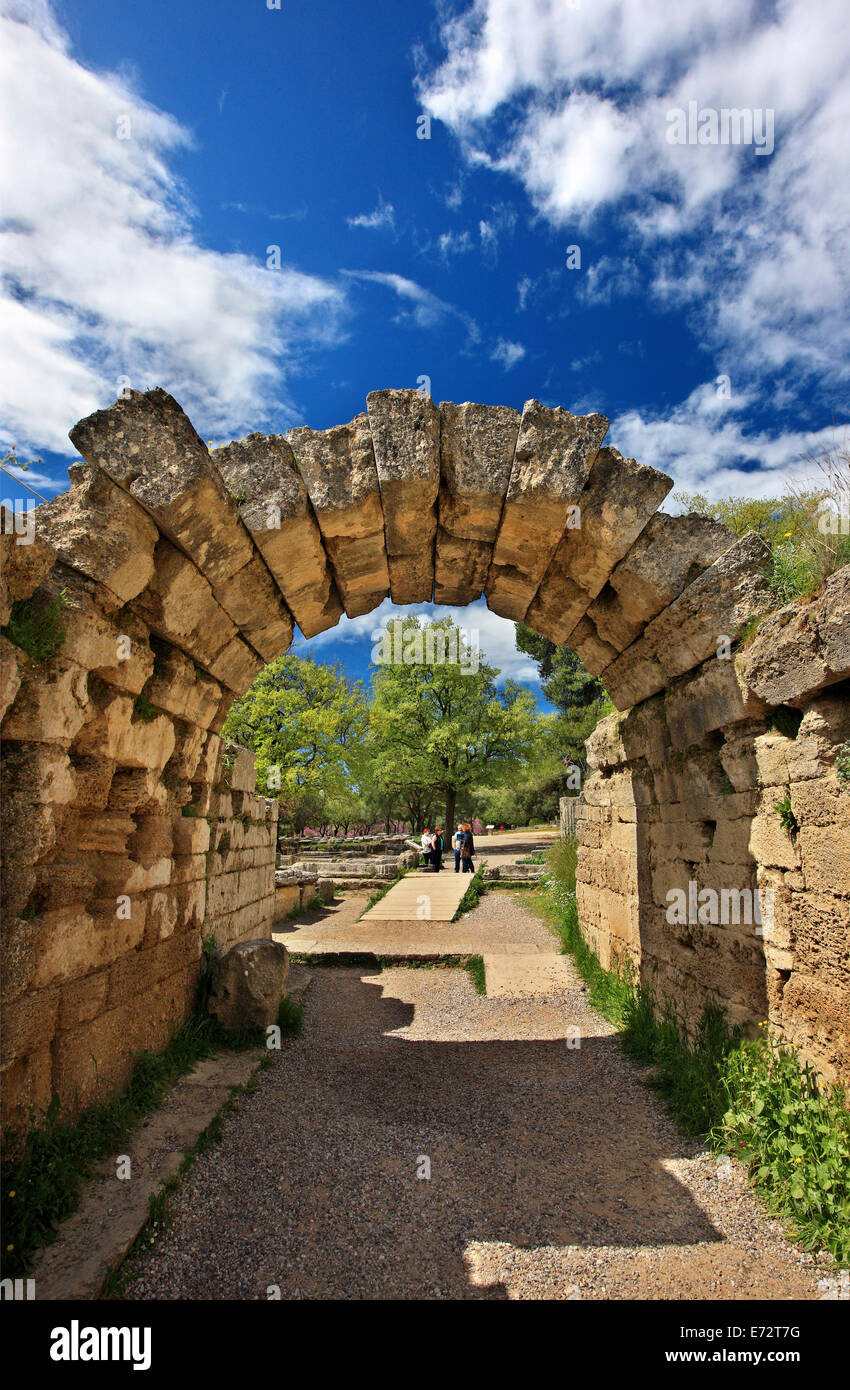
[28, 970, 314, 1301]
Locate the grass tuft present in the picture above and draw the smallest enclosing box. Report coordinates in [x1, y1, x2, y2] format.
[531, 861, 850, 1267]
[464, 954, 486, 994]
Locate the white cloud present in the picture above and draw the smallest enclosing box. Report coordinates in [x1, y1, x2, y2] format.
[0, 1, 347, 457]
[437, 229, 474, 258]
[611, 382, 850, 501]
[341, 269, 480, 341]
[491, 338, 526, 370]
[295, 597, 542, 687]
[416, 0, 850, 403]
[346, 199, 395, 231]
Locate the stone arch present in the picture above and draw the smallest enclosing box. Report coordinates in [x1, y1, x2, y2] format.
[2, 386, 847, 1125]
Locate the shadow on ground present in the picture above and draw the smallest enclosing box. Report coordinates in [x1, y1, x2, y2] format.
[124, 967, 727, 1301]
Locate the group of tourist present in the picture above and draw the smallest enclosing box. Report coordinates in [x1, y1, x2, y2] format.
[419, 823, 476, 873]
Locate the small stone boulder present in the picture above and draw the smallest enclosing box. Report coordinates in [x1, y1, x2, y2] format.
[316, 877, 335, 902]
[209, 938, 289, 1031]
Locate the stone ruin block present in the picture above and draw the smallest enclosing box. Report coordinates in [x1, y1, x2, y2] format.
[486, 400, 609, 620]
[288, 413, 390, 618]
[435, 401, 520, 605]
[70, 389, 253, 590]
[213, 432, 341, 638]
[367, 389, 440, 604]
[526, 447, 673, 644]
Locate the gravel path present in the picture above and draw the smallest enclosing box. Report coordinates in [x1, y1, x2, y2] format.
[125, 894, 829, 1301]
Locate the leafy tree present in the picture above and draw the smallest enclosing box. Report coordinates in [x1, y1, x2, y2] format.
[515, 622, 606, 710]
[223, 654, 368, 811]
[672, 489, 825, 547]
[368, 615, 539, 832]
[515, 622, 613, 789]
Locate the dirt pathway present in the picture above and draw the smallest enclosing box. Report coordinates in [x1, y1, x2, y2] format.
[124, 894, 827, 1301]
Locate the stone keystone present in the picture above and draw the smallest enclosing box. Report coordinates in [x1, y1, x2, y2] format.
[435, 401, 520, 605]
[213, 433, 342, 639]
[486, 400, 609, 621]
[287, 414, 390, 618]
[70, 389, 253, 589]
[601, 531, 774, 709]
[366, 389, 440, 604]
[526, 446, 673, 644]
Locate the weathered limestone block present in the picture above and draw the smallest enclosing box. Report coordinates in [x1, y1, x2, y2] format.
[90, 852, 172, 897]
[162, 719, 205, 784]
[0, 989, 60, 1069]
[213, 432, 341, 637]
[172, 813, 211, 856]
[34, 566, 156, 697]
[128, 813, 174, 867]
[0, 633, 24, 721]
[0, 509, 56, 624]
[601, 533, 773, 710]
[34, 462, 158, 605]
[107, 766, 168, 816]
[132, 539, 237, 672]
[213, 553, 294, 662]
[563, 615, 618, 676]
[749, 793, 801, 871]
[227, 745, 257, 793]
[116, 707, 176, 773]
[797, 825, 850, 895]
[785, 693, 850, 782]
[209, 938, 289, 1031]
[664, 657, 767, 751]
[486, 400, 608, 620]
[67, 754, 115, 811]
[56, 972, 111, 1031]
[366, 389, 440, 604]
[287, 414, 390, 617]
[741, 565, 850, 706]
[52, 971, 191, 1114]
[434, 402, 520, 605]
[0, 741, 77, 810]
[526, 447, 672, 643]
[70, 389, 253, 589]
[1, 657, 89, 744]
[583, 513, 735, 656]
[144, 643, 222, 729]
[791, 772, 850, 829]
[75, 812, 136, 855]
[17, 905, 145, 992]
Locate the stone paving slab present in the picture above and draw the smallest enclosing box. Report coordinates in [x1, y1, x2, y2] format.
[29, 1048, 264, 1300]
[279, 922, 553, 958]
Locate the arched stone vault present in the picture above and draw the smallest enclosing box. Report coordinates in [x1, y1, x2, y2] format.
[1, 387, 847, 1128]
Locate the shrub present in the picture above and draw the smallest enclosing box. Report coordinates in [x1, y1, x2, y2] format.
[1, 588, 67, 662]
[546, 835, 577, 892]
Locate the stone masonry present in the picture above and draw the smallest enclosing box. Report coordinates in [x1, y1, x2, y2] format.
[576, 569, 850, 1083]
[1, 386, 846, 1131]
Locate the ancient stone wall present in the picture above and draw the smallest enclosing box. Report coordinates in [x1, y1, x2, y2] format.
[576, 568, 850, 1083]
[0, 384, 833, 1131]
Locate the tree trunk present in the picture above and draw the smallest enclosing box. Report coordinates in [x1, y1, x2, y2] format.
[444, 786, 457, 839]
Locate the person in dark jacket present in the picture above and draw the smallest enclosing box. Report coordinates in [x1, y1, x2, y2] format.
[431, 827, 444, 872]
[460, 823, 475, 873]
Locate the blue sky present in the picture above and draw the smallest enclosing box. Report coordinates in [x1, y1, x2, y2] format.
[2, 0, 848, 696]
